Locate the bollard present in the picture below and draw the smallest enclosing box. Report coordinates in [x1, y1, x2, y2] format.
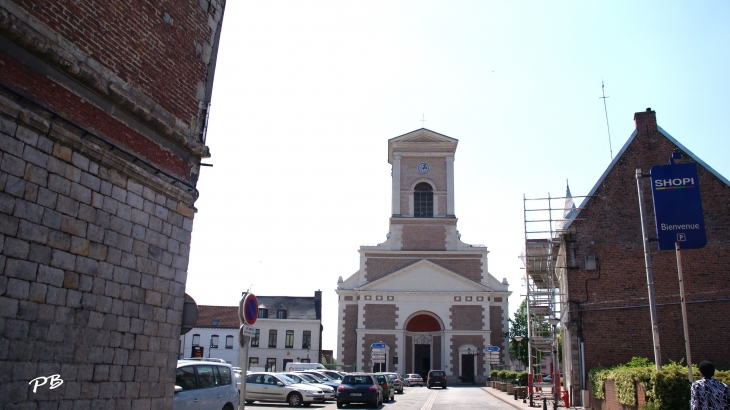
[543, 397, 548, 410]
[514, 389, 518, 400]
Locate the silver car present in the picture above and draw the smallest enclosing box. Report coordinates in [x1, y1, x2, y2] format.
[174, 360, 239, 410]
[282, 372, 336, 400]
[244, 372, 325, 406]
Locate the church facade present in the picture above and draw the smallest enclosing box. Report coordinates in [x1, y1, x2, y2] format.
[336, 129, 511, 384]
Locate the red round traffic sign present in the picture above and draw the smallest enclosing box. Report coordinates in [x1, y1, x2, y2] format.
[243, 293, 258, 326]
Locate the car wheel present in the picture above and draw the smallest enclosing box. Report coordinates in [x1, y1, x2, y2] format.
[222, 405, 234, 410]
[287, 392, 303, 407]
[337, 402, 344, 408]
[245, 400, 255, 405]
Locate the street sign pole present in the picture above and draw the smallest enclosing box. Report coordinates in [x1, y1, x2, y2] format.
[636, 169, 662, 370]
[238, 292, 258, 409]
[676, 242, 693, 383]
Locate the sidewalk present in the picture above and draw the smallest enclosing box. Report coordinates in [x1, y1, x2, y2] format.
[480, 386, 586, 410]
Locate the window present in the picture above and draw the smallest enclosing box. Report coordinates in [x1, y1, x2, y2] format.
[277, 309, 287, 319]
[211, 318, 219, 326]
[249, 357, 259, 369]
[266, 358, 277, 372]
[225, 335, 233, 349]
[283, 358, 293, 370]
[268, 330, 277, 348]
[196, 365, 217, 388]
[251, 329, 260, 347]
[258, 308, 268, 318]
[302, 331, 311, 349]
[210, 335, 219, 348]
[414, 182, 433, 217]
[192, 334, 200, 346]
[285, 330, 294, 348]
[215, 366, 232, 385]
[301, 358, 310, 363]
[176, 365, 197, 390]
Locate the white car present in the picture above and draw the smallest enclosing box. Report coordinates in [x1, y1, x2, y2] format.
[282, 372, 336, 400]
[174, 360, 239, 410]
[244, 372, 325, 406]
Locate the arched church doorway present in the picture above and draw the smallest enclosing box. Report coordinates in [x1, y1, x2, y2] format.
[405, 313, 443, 379]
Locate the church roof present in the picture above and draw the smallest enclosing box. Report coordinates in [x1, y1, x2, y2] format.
[355, 259, 494, 293]
[388, 128, 459, 164]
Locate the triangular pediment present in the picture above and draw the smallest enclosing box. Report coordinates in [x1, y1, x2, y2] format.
[388, 128, 458, 164]
[356, 260, 492, 293]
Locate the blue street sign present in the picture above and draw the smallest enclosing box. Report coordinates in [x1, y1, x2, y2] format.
[371, 343, 386, 349]
[484, 345, 500, 353]
[650, 163, 706, 250]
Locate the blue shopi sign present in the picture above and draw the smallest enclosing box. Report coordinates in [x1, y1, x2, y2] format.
[650, 162, 706, 250]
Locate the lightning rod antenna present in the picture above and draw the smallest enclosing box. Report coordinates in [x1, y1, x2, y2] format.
[600, 81, 613, 160]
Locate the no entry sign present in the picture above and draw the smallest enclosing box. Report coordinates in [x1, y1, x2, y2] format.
[650, 163, 706, 250]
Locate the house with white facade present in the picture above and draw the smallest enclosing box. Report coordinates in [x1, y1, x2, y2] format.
[180, 291, 323, 371]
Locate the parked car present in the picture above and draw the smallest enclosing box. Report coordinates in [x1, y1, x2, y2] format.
[319, 370, 345, 381]
[282, 372, 336, 400]
[384, 373, 404, 394]
[181, 357, 228, 363]
[337, 373, 383, 408]
[295, 371, 341, 392]
[284, 362, 327, 371]
[174, 360, 239, 410]
[405, 373, 423, 387]
[244, 372, 325, 406]
[374, 373, 395, 402]
[427, 370, 447, 389]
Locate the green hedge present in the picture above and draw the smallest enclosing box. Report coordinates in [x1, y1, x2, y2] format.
[588, 358, 727, 409]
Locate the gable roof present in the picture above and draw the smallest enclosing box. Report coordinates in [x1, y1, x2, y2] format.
[388, 128, 458, 164]
[355, 259, 493, 293]
[563, 126, 730, 232]
[194, 296, 321, 328]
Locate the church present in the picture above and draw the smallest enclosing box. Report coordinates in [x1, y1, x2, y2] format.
[336, 129, 511, 384]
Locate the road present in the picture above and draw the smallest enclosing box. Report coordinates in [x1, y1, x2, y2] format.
[240, 385, 518, 410]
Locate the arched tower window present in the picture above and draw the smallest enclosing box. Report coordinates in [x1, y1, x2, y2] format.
[414, 182, 433, 218]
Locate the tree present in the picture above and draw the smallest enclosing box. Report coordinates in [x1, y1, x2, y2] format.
[507, 299, 529, 368]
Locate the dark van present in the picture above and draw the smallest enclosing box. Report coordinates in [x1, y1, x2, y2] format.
[427, 370, 447, 389]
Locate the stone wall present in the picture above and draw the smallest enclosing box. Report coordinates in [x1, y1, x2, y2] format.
[0, 92, 196, 408]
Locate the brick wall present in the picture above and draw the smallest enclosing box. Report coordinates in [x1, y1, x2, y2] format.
[450, 305, 484, 330]
[489, 305, 503, 347]
[363, 304, 398, 329]
[362, 334, 397, 372]
[400, 157, 446, 191]
[450, 335, 485, 376]
[405, 335, 412, 372]
[432, 335, 442, 370]
[341, 304, 358, 367]
[0, 94, 195, 408]
[402, 225, 446, 250]
[563, 109, 730, 375]
[5, 0, 222, 126]
[364, 252, 482, 283]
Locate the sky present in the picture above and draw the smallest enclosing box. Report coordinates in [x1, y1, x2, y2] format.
[186, 1, 730, 355]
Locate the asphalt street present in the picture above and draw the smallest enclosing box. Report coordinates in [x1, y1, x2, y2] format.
[240, 385, 521, 410]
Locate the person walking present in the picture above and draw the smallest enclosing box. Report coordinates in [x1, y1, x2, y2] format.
[691, 361, 730, 409]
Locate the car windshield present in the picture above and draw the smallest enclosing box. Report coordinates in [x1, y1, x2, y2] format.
[276, 374, 295, 385]
[343, 375, 373, 385]
[323, 371, 343, 380]
[431, 371, 444, 377]
[297, 373, 319, 383]
[284, 374, 308, 384]
[305, 372, 327, 382]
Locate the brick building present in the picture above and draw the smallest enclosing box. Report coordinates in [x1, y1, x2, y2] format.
[179, 292, 323, 371]
[0, 0, 225, 408]
[555, 109, 730, 406]
[336, 129, 511, 384]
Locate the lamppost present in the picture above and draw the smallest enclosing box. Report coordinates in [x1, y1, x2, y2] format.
[514, 336, 524, 371]
[547, 317, 561, 410]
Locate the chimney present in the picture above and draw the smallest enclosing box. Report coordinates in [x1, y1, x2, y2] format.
[634, 107, 657, 134]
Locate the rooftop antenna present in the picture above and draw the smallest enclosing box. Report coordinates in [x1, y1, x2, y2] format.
[600, 80, 613, 160]
[420, 114, 426, 128]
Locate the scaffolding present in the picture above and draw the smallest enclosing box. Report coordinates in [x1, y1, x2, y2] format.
[522, 192, 580, 407]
